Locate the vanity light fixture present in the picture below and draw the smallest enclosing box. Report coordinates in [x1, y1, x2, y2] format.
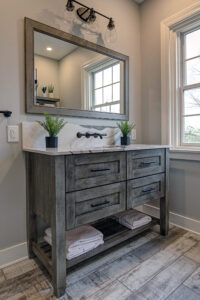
[46, 47, 52, 51]
[65, 0, 116, 42]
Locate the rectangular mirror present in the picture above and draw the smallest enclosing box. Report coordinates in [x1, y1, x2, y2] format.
[25, 18, 129, 120]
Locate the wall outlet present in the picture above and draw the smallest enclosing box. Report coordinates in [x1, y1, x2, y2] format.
[131, 128, 136, 140]
[7, 125, 19, 143]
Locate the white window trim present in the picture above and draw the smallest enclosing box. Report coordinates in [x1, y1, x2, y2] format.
[161, 2, 200, 160]
[81, 55, 106, 110]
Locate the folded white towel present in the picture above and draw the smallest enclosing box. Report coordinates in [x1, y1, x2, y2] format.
[44, 225, 104, 260]
[44, 235, 104, 260]
[45, 225, 103, 250]
[115, 209, 152, 230]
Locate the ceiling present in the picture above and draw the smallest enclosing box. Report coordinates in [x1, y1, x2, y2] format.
[34, 31, 78, 61]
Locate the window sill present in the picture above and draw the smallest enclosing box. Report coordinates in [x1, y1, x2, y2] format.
[170, 147, 200, 161]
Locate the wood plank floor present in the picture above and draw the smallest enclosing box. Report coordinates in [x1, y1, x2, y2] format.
[1, 225, 200, 300]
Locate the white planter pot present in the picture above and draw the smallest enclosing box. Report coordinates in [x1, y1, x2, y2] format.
[49, 93, 54, 98]
[42, 93, 47, 97]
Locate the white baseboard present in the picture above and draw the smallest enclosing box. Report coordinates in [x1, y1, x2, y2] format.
[0, 242, 28, 269]
[137, 204, 200, 234]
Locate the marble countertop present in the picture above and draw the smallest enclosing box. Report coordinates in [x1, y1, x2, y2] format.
[23, 144, 170, 156]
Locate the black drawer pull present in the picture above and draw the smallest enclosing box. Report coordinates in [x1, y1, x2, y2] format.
[141, 161, 156, 167]
[142, 187, 155, 193]
[91, 168, 110, 172]
[91, 200, 110, 208]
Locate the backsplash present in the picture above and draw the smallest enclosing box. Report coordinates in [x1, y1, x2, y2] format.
[22, 122, 121, 149]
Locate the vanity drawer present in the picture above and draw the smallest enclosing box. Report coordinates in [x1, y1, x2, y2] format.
[66, 152, 126, 192]
[66, 182, 126, 229]
[127, 174, 165, 208]
[127, 149, 165, 179]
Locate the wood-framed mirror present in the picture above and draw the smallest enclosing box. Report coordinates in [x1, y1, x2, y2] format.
[25, 18, 129, 120]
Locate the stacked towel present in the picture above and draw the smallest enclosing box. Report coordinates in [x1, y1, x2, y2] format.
[115, 209, 152, 230]
[44, 225, 104, 260]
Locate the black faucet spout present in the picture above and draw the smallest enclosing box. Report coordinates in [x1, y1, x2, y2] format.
[77, 132, 107, 139]
[86, 132, 107, 139]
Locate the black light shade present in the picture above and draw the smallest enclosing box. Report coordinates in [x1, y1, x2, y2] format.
[88, 9, 96, 23]
[107, 18, 115, 30]
[66, 0, 74, 12]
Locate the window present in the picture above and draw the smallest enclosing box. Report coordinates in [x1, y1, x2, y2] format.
[181, 28, 200, 144]
[161, 3, 200, 152]
[81, 57, 124, 114]
[92, 63, 121, 113]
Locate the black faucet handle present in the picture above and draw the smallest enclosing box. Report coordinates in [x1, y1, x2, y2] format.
[77, 132, 86, 138]
[85, 132, 91, 138]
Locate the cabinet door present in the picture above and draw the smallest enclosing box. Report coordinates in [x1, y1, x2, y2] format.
[127, 149, 165, 179]
[66, 182, 126, 229]
[127, 174, 165, 208]
[66, 152, 126, 192]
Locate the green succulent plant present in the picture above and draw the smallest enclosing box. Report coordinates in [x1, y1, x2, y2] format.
[117, 120, 135, 137]
[48, 84, 54, 93]
[38, 113, 67, 137]
[41, 86, 47, 93]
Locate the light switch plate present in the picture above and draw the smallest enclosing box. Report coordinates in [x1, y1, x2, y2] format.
[7, 125, 19, 143]
[131, 128, 136, 140]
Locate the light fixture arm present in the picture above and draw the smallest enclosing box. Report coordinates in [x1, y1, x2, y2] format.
[71, 0, 110, 20]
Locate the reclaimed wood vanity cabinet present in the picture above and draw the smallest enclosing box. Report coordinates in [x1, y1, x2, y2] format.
[25, 146, 169, 297]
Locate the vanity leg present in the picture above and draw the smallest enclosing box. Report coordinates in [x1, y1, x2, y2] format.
[26, 153, 36, 258]
[160, 196, 169, 235]
[51, 156, 66, 298]
[160, 149, 169, 236]
[27, 212, 37, 258]
[51, 223, 66, 297]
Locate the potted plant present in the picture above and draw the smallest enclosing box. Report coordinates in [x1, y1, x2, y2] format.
[48, 84, 54, 98]
[38, 112, 67, 148]
[117, 120, 135, 145]
[41, 86, 47, 97]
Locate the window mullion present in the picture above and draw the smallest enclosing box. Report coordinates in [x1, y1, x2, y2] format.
[183, 83, 200, 90]
[184, 54, 200, 62]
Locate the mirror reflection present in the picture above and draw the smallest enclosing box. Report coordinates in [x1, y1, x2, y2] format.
[34, 31, 124, 114]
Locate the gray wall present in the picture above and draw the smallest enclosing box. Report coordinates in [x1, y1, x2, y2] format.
[0, 0, 141, 251]
[59, 48, 101, 109]
[35, 55, 60, 98]
[140, 0, 200, 222]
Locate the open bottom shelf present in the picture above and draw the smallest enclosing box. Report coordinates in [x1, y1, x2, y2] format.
[32, 217, 158, 273]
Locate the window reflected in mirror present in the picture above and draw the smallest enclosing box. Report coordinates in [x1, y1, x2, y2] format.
[34, 31, 124, 114]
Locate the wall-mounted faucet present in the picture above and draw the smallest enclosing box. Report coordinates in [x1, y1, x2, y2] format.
[77, 132, 107, 139]
[0, 111, 12, 117]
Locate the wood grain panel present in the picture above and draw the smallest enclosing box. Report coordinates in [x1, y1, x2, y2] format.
[127, 174, 165, 208]
[66, 152, 126, 192]
[127, 149, 165, 179]
[66, 182, 126, 229]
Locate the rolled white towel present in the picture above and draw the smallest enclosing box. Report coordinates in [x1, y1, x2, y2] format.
[115, 209, 152, 230]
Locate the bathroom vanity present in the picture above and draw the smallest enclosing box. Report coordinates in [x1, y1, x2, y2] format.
[25, 145, 169, 297]
[24, 17, 170, 298]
